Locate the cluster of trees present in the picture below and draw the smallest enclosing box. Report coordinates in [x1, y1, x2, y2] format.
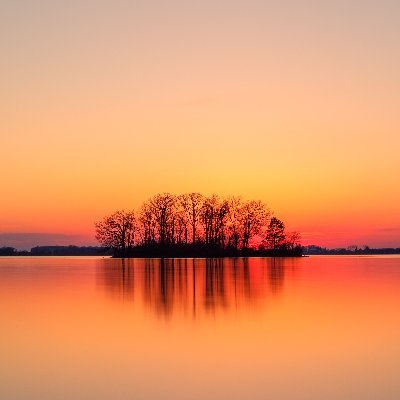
[0, 247, 28, 256]
[95, 193, 302, 257]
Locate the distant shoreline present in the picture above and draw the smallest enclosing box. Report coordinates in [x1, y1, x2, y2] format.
[2, 244, 400, 257]
[303, 245, 400, 256]
[0, 245, 302, 258]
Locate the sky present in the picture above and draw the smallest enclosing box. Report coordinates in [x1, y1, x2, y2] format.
[1, 0, 399, 249]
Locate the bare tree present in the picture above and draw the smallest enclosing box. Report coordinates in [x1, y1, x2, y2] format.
[240, 200, 269, 249]
[201, 195, 229, 246]
[178, 193, 204, 244]
[148, 193, 176, 245]
[226, 196, 243, 250]
[175, 194, 191, 244]
[138, 201, 157, 245]
[264, 217, 286, 250]
[286, 231, 301, 252]
[174, 205, 189, 244]
[95, 210, 135, 254]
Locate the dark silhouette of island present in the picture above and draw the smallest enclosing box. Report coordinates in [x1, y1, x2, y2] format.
[1, 244, 399, 257]
[2, 193, 397, 258]
[94, 192, 302, 258]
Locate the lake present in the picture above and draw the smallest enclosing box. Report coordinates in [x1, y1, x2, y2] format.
[1, 256, 400, 399]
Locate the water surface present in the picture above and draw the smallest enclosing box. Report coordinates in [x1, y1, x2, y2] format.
[1, 256, 400, 399]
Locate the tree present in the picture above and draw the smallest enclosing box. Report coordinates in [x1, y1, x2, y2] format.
[240, 200, 269, 249]
[138, 201, 157, 245]
[286, 231, 301, 252]
[264, 217, 286, 250]
[186, 193, 204, 244]
[201, 195, 229, 246]
[177, 193, 204, 244]
[174, 204, 189, 244]
[148, 193, 176, 245]
[95, 210, 135, 255]
[226, 196, 243, 250]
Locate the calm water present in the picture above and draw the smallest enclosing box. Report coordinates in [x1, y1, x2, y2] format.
[1, 256, 400, 399]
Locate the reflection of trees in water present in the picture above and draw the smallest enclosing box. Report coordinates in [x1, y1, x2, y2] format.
[97, 258, 293, 318]
[205, 259, 226, 310]
[158, 258, 174, 314]
[268, 258, 285, 294]
[98, 258, 135, 301]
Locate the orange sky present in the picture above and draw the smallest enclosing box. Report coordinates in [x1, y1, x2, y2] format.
[1, 0, 399, 249]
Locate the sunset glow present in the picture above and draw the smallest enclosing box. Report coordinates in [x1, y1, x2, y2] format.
[1, 0, 399, 248]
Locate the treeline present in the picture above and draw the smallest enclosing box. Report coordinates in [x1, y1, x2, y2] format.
[0, 247, 30, 256]
[95, 192, 302, 257]
[0, 246, 109, 257]
[303, 245, 400, 255]
[30, 246, 110, 256]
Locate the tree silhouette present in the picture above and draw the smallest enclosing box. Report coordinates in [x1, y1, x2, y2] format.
[264, 217, 286, 250]
[138, 201, 156, 245]
[286, 231, 301, 252]
[240, 200, 269, 249]
[94, 193, 301, 257]
[148, 193, 177, 245]
[95, 210, 135, 255]
[179, 193, 204, 244]
[201, 195, 229, 246]
[226, 196, 243, 250]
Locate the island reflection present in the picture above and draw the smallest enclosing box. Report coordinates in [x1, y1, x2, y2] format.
[97, 258, 297, 318]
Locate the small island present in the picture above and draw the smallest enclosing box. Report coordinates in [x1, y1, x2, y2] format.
[94, 192, 302, 258]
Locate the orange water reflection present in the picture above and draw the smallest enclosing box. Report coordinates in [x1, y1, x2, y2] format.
[1, 256, 400, 400]
[97, 258, 297, 318]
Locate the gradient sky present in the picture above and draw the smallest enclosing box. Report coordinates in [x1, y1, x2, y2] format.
[1, 0, 399, 249]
